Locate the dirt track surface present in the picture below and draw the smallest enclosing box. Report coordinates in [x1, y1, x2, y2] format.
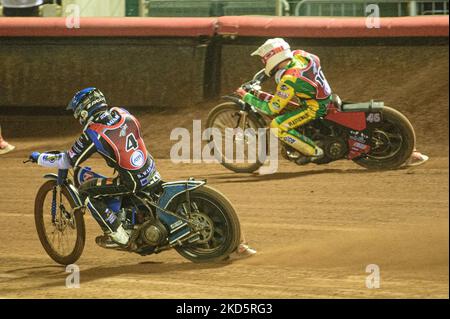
[0, 151, 448, 298]
[0, 39, 448, 299]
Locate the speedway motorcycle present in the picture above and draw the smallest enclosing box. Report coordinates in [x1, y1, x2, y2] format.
[206, 70, 416, 173]
[27, 161, 241, 265]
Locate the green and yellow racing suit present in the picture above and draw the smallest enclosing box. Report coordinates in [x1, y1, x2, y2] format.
[242, 50, 332, 156]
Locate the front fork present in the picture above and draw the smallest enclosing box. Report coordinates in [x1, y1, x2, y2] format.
[51, 187, 57, 223]
[237, 110, 248, 130]
[233, 110, 251, 145]
[51, 169, 69, 224]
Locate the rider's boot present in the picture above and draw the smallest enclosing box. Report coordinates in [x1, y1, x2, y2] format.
[0, 139, 15, 155]
[96, 225, 130, 249]
[295, 146, 324, 165]
[406, 150, 429, 167]
[229, 243, 257, 260]
[282, 147, 302, 161]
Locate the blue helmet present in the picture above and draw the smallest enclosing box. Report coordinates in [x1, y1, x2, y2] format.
[67, 87, 107, 125]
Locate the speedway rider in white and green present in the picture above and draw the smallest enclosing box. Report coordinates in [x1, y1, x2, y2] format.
[237, 38, 332, 163]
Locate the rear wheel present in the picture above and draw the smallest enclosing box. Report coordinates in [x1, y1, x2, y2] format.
[353, 106, 415, 170]
[206, 102, 267, 173]
[35, 180, 85, 265]
[173, 186, 241, 263]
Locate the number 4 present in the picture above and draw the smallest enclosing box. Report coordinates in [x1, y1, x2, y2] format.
[126, 133, 138, 152]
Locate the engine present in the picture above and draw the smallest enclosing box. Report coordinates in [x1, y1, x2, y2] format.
[303, 123, 348, 164]
[323, 137, 348, 160]
[314, 136, 348, 164]
[140, 219, 168, 246]
[117, 204, 168, 249]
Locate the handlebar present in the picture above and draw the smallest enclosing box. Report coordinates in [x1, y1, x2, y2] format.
[238, 69, 268, 93]
[23, 150, 62, 165]
[252, 68, 269, 83]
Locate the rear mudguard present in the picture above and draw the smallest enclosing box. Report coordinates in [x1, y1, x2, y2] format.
[157, 180, 206, 244]
[43, 174, 83, 207]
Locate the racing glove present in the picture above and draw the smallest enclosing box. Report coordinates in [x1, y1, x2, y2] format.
[29, 152, 41, 163]
[29, 151, 71, 169]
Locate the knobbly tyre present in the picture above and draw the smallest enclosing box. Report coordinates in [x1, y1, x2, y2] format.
[26, 157, 241, 265]
[206, 69, 416, 173]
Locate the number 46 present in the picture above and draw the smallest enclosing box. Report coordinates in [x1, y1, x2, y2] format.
[367, 113, 381, 123]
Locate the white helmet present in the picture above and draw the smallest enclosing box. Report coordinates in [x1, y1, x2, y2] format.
[251, 38, 293, 77]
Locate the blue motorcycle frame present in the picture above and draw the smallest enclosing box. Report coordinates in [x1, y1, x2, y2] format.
[34, 165, 241, 265]
[45, 167, 205, 245]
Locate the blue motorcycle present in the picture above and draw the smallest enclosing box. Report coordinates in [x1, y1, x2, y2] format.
[29, 158, 241, 265]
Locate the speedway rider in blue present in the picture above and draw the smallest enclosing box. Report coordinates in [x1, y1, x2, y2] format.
[29, 88, 161, 248]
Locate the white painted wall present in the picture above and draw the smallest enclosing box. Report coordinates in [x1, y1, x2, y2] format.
[62, 0, 125, 17]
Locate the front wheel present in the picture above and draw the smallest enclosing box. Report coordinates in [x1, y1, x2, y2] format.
[35, 180, 86, 265]
[353, 106, 415, 170]
[206, 102, 267, 173]
[173, 186, 241, 263]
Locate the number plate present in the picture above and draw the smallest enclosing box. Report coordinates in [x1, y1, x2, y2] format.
[366, 112, 382, 123]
